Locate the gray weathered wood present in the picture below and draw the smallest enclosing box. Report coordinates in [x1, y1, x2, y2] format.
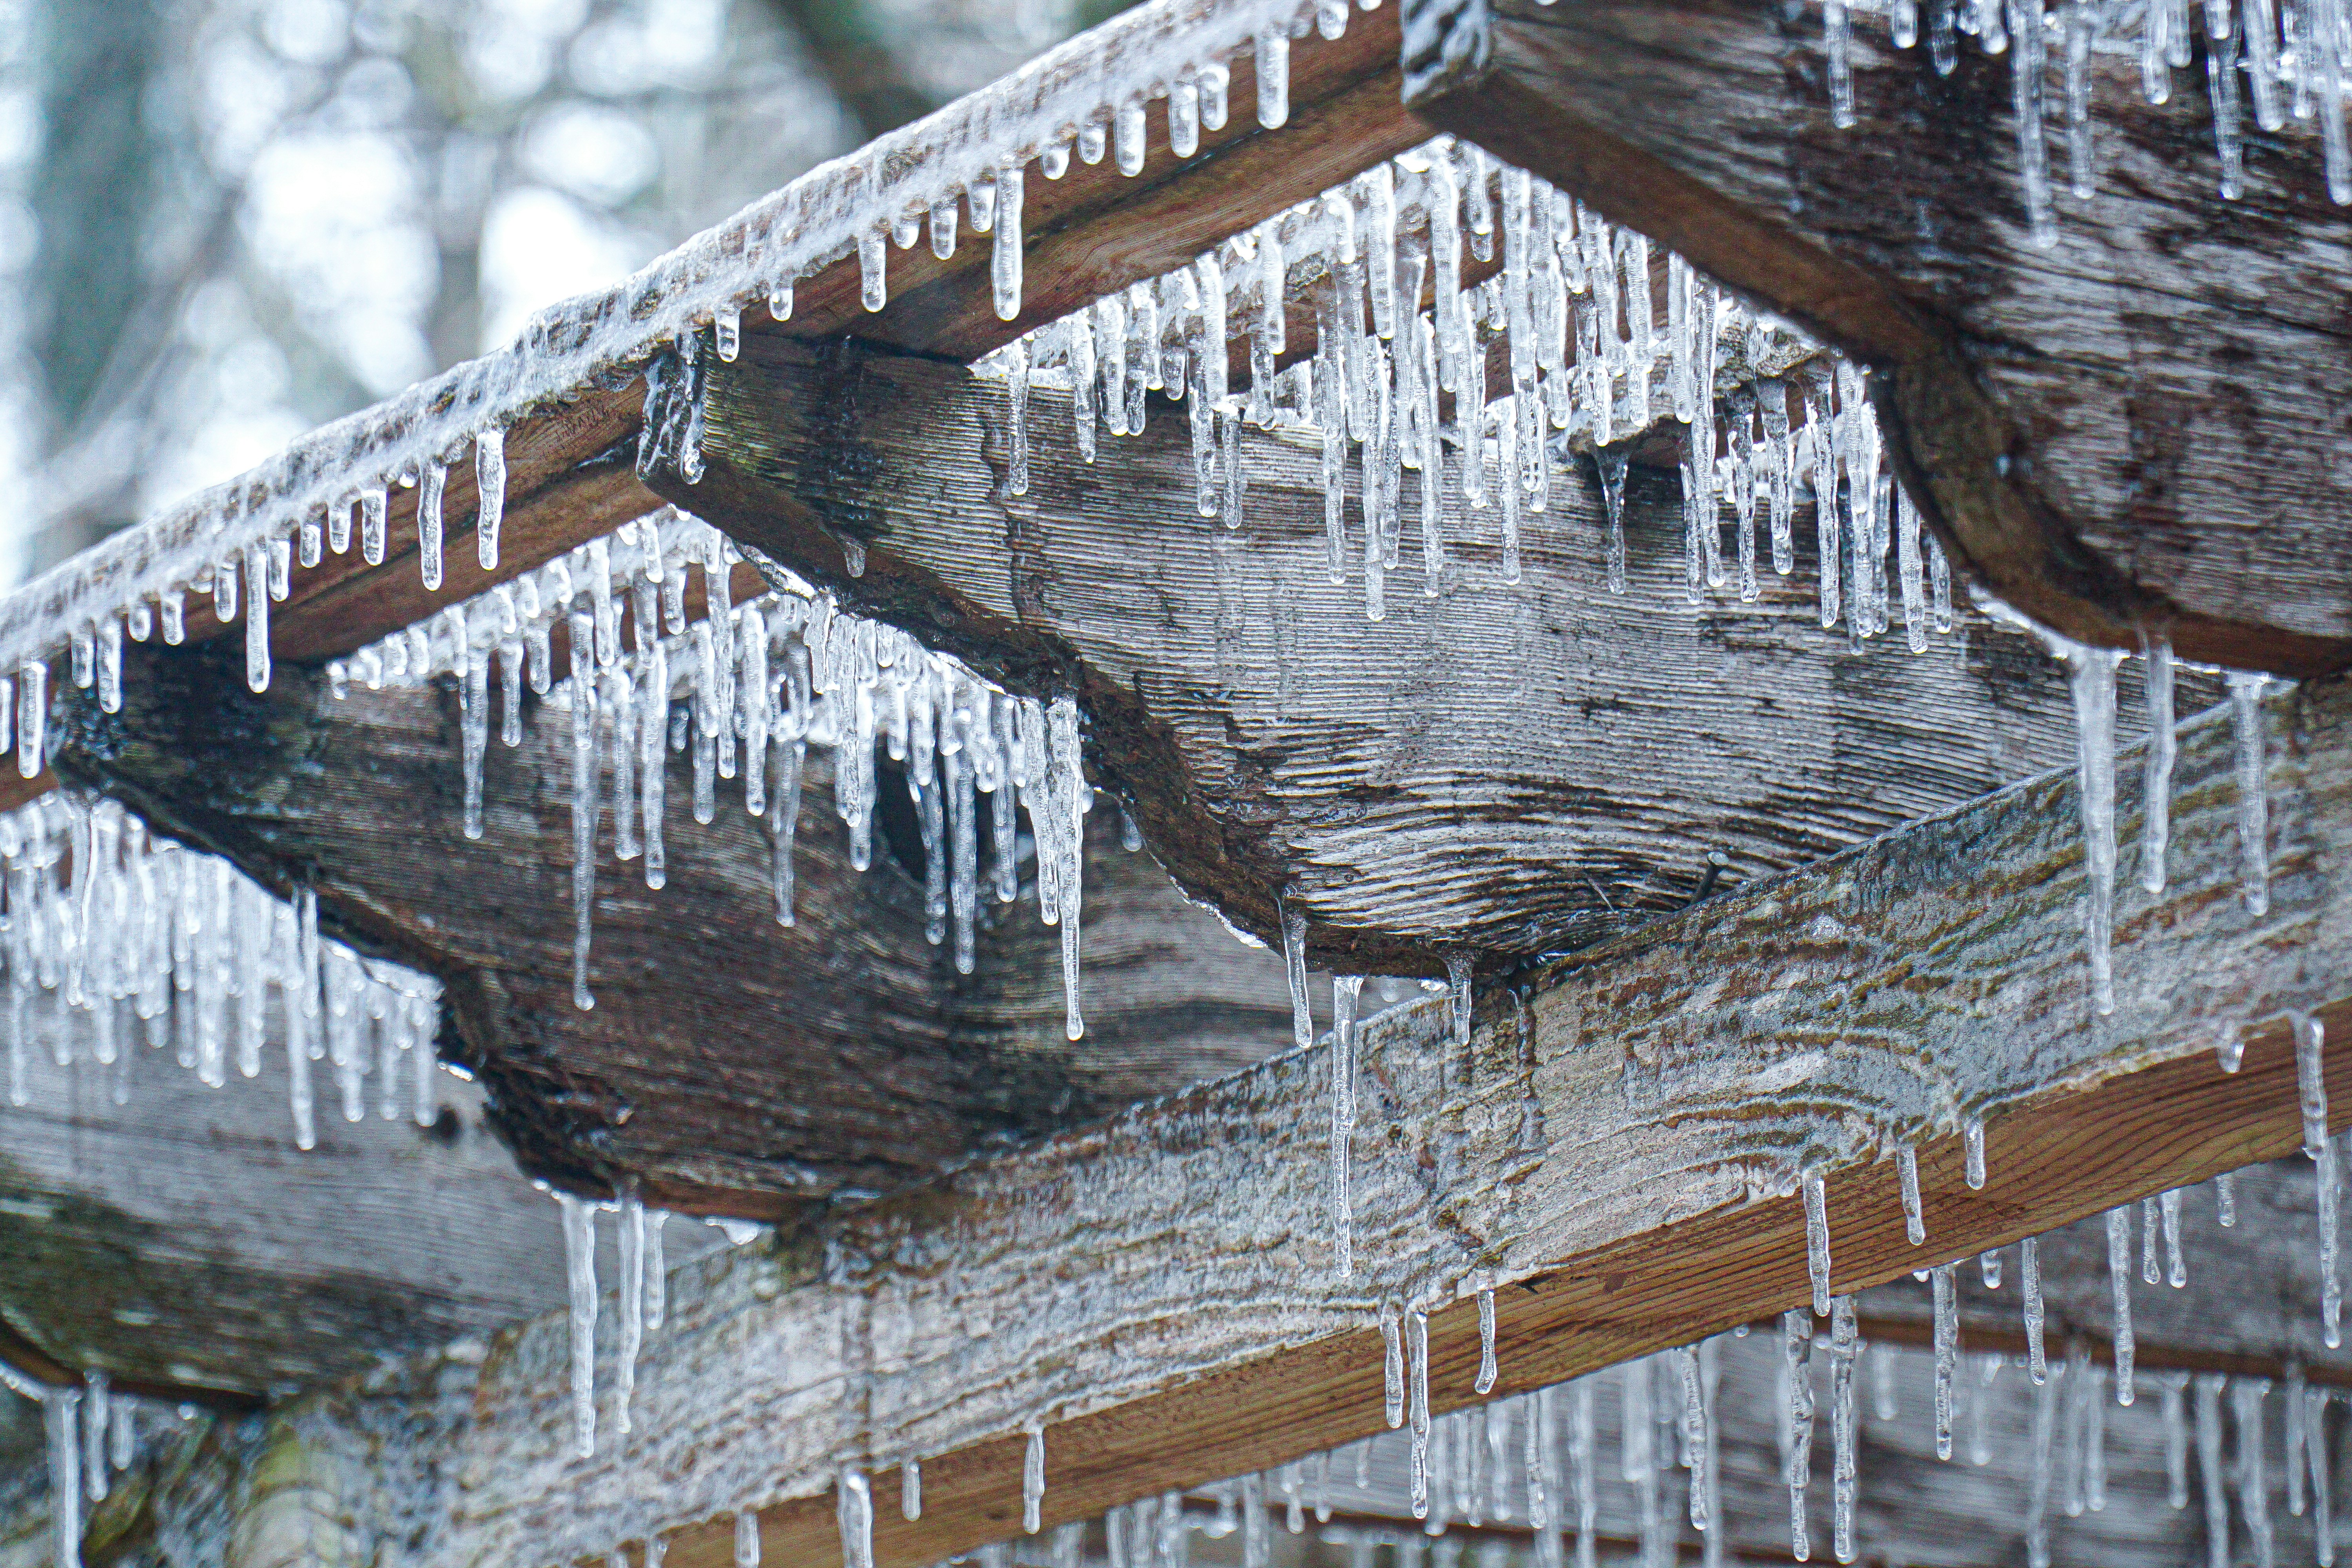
[1403, 0, 2352, 678]
[0, 993, 622, 1399]
[664, 335, 2217, 971]
[34, 671, 2349, 1568]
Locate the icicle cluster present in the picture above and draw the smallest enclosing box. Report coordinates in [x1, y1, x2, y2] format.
[1811, 0, 2352, 223]
[978, 137, 1953, 635]
[327, 509, 1096, 1036]
[0, 789, 441, 1144]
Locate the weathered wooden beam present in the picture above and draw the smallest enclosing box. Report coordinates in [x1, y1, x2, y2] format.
[0, 1013, 586, 1402]
[1399, 0, 2352, 679]
[662, 335, 2213, 969]
[43, 639, 1298, 1210]
[53, 671, 2348, 1568]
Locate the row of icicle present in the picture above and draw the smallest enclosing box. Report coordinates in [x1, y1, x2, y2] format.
[1817, 0, 2352, 227]
[325, 508, 1096, 1039]
[976, 134, 1956, 639]
[793, 1152, 2318, 1568]
[0, 789, 442, 1145]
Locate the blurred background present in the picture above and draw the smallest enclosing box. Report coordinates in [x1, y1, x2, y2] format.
[0, 0, 1111, 590]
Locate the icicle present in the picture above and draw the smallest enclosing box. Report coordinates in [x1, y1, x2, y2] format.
[838, 1469, 875, 1568]
[1023, 1426, 1046, 1534]
[1382, 1302, 1406, 1428]
[2054, 637, 2123, 1013]
[2290, 1364, 2310, 1519]
[2025, 1348, 2056, 1568]
[993, 162, 1025, 321]
[45, 1388, 82, 1568]
[2023, 1234, 2047, 1382]
[2161, 1186, 2187, 1286]
[2229, 671, 2271, 914]
[1804, 1171, 1831, 1315]
[902, 1458, 922, 1521]
[2011, 0, 2058, 244]
[616, 1187, 644, 1434]
[2310, 1387, 2336, 1563]
[2220, 1169, 2239, 1225]
[1829, 1298, 1859, 1563]
[361, 488, 388, 565]
[1331, 975, 1360, 1279]
[419, 462, 446, 591]
[1982, 1247, 2004, 1289]
[472, 428, 507, 570]
[570, 620, 599, 1012]
[2237, 1380, 2276, 1568]
[2321, 1120, 2343, 1348]
[2105, 1206, 2135, 1403]
[243, 545, 270, 692]
[859, 230, 888, 312]
[735, 1513, 760, 1568]
[18, 661, 45, 780]
[559, 1193, 598, 1458]
[1004, 336, 1032, 497]
[2126, 635, 2177, 894]
[1965, 1119, 1987, 1189]
[1169, 78, 1201, 158]
[1897, 1146, 1925, 1244]
[2193, 1375, 2230, 1568]
[1784, 1310, 1815, 1561]
[1476, 1287, 1498, 1393]
[1597, 447, 1629, 595]
[1256, 30, 1289, 127]
[1409, 1307, 1432, 1517]
[1933, 1263, 1958, 1459]
[80, 1372, 106, 1503]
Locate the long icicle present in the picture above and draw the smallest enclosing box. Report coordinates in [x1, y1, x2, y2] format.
[559, 1193, 598, 1458]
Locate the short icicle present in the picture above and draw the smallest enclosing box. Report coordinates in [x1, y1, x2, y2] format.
[902, 1458, 922, 1521]
[1897, 1146, 1924, 1245]
[2059, 637, 2124, 1014]
[1804, 1171, 1831, 1315]
[838, 1468, 875, 1568]
[2105, 1206, 2136, 1403]
[1829, 1296, 1860, 1565]
[2023, 1234, 2047, 1383]
[2141, 636, 2176, 892]
[736, 1512, 760, 1567]
[1965, 1119, 1987, 1189]
[1475, 1287, 1498, 1394]
[2228, 671, 2271, 914]
[559, 1193, 598, 1458]
[1024, 1425, 1046, 1534]
[1932, 1262, 1958, 1460]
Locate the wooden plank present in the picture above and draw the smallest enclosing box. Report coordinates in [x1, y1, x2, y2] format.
[0, 1002, 589, 1402]
[1399, 0, 2352, 679]
[666, 335, 2217, 969]
[56, 670, 2350, 1568]
[45, 639, 1302, 1212]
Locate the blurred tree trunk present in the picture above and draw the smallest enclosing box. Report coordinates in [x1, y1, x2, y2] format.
[25, 0, 165, 576]
[759, 0, 944, 138]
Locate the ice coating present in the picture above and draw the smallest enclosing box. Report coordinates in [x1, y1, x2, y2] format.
[0, 788, 439, 1140]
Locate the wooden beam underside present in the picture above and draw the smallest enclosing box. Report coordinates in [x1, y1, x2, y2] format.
[42, 672, 2350, 1568]
[670, 336, 2216, 970]
[1404, 0, 2352, 677]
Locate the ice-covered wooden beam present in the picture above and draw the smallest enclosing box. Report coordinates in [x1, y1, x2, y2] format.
[1398, 0, 2352, 679]
[0, 1026, 582, 1403]
[662, 335, 2205, 968]
[84, 671, 2352, 1568]
[42, 641, 1296, 1210]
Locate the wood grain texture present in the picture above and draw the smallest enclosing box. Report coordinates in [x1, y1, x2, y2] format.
[668, 336, 2218, 971]
[1406, 0, 2352, 678]
[41, 639, 1296, 1211]
[55, 672, 2352, 1568]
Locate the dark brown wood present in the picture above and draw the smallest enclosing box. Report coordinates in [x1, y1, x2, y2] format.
[664, 334, 2214, 970]
[41, 637, 1297, 1213]
[1404, 0, 2352, 679]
